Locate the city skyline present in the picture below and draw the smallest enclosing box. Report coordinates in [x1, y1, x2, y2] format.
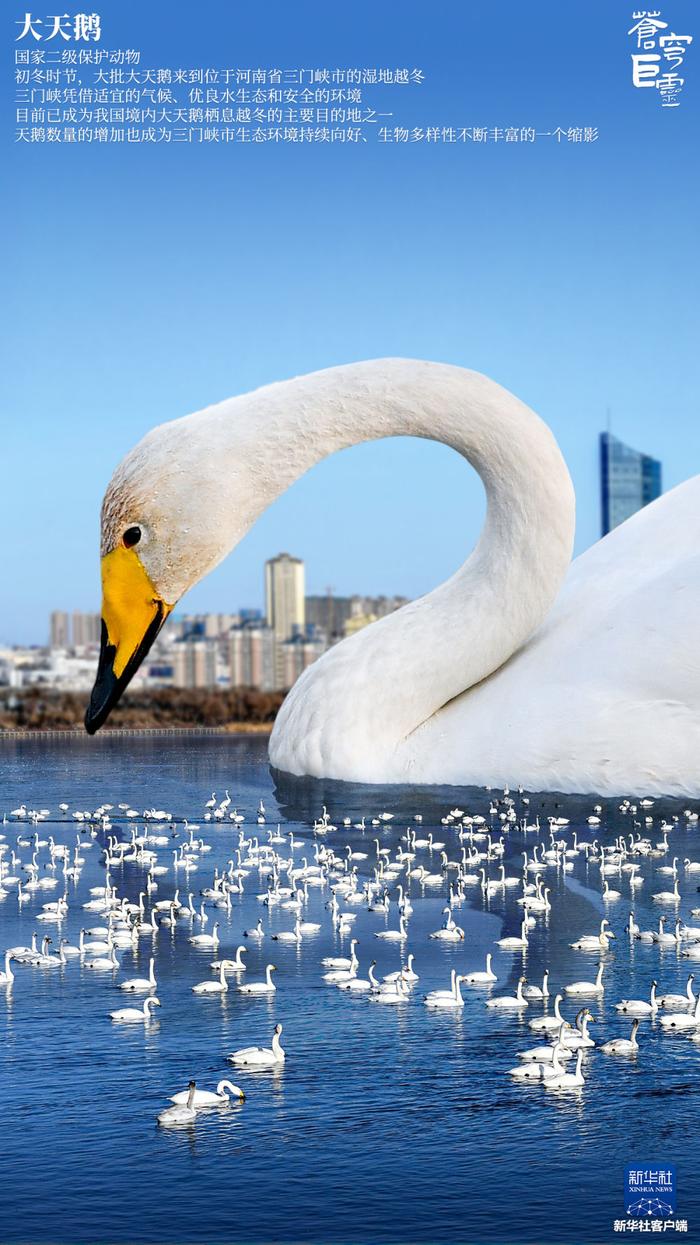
[0, 550, 410, 696]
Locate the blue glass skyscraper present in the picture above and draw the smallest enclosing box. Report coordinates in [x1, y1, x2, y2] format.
[600, 432, 662, 536]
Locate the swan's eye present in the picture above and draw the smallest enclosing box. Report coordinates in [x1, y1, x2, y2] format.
[123, 526, 142, 548]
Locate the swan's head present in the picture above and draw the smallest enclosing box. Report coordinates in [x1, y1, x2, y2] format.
[85, 419, 247, 733]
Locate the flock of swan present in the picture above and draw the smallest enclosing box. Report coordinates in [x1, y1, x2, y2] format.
[4, 785, 700, 1126]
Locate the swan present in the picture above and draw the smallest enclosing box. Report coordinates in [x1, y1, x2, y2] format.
[600, 1019, 641, 1055]
[429, 908, 465, 941]
[543, 1047, 585, 1090]
[374, 916, 408, 942]
[564, 962, 605, 996]
[0, 951, 14, 984]
[658, 974, 695, 1010]
[158, 1081, 197, 1127]
[211, 946, 247, 972]
[322, 939, 359, 970]
[83, 358, 700, 797]
[554, 1009, 595, 1050]
[382, 953, 419, 983]
[570, 919, 615, 952]
[615, 981, 658, 1016]
[238, 964, 276, 994]
[170, 1079, 245, 1106]
[423, 969, 461, 1006]
[652, 878, 681, 904]
[519, 1028, 575, 1064]
[370, 975, 411, 1003]
[509, 1043, 568, 1082]
[462, 953, 497, 985]
[192, 960, 237, 994]
[338, 961, 379, 992]
[424, 973, 465, 1008]
[84, 944, 119, 971]
[658, 993, 700, 1031]
[522, 969, 549, 1000]
[110, 996, 161, 1023]
[119, 957, 157, 992]
[228, 1023, 285, 1067]
[486, 976, 528, 1009]
[496, 920, 529, 951]
[271, 918, 302, 943]
[528, 993, 569, 1033]
[188, 922, 219, 948]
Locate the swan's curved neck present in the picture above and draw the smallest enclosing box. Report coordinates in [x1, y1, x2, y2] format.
[159, 360, 574, 770]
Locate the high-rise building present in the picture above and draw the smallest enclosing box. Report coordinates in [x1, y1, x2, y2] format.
[600, 432, 662, 536]
[49, 611, 70, 649]
[72, 611, 101, 648]
[280, 633, 327, 688]
[229, 623, 276, 691]
[265, 553, 305, 686]
[171, 640, 218, 689]
[305, 592, 353, 640]
[305, 592, 409, 641]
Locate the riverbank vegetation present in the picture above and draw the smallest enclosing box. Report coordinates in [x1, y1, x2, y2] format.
[0, 687, 285, 732]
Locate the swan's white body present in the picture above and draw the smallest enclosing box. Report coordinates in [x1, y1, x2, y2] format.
[95, 359, 700, 795]
[170, 1080, 244, 1106]
[228, 1023, 285, 1067]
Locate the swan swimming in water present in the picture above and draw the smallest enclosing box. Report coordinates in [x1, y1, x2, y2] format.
[157, 1081, 197, 1127]
[84, 358, 700, 796]
[228, 1023, 285, 1067]
[110, 996, 161, 1023]
[169, 1079, 245, 1106]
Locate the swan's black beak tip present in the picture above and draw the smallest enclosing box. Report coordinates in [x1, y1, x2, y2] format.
[84, 623, 119, 735]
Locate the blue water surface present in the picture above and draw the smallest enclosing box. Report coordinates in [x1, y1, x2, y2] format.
[1, 734, 699, 1245]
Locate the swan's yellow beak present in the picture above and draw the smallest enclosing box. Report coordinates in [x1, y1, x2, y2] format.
[85, 546, 172, 735]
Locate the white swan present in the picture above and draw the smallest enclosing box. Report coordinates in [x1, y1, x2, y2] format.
[522, 969, 549, 1000]
[238, 964, 276, 994]
[424, 973, 465, 1008]
[659, 993, 700, 1031]
[382, 953, 418, 983]
[110, 996, 161, 1023]
[321, 939, 358, 970]
[570, 919, 615, 952]
[600, 1019, 640, 1055]
[228, 1023, 285, 1067]
[519, 1028, 575, 1064]
[496, 920, 529, 951]
[543, 1047, 585, 1091]
[188, 922, 219, 948]
[462, 953, 497, 985]
[374, 916, 408, 942]
[528, 993, 569, 1033]
[158, 1081, 197, 1127]
[0, 951, 14, 984]
[119, 957, 157, 992]
[84, 358, 700, 796]
[564, 962, 605, 997]
[192, 960, 236, 994]
[486, 976, 528, 1009]
[423, 970, 462, 1006]
[658, 974, 695, 1010]
[429, 908, 465, 941]
[170, 1079, 245, 1106]
[615, 981, 658, 1017]
[509, 1042, 568, 1082]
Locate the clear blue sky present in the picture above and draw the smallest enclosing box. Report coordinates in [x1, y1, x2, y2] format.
[3, 0, 698, 644]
